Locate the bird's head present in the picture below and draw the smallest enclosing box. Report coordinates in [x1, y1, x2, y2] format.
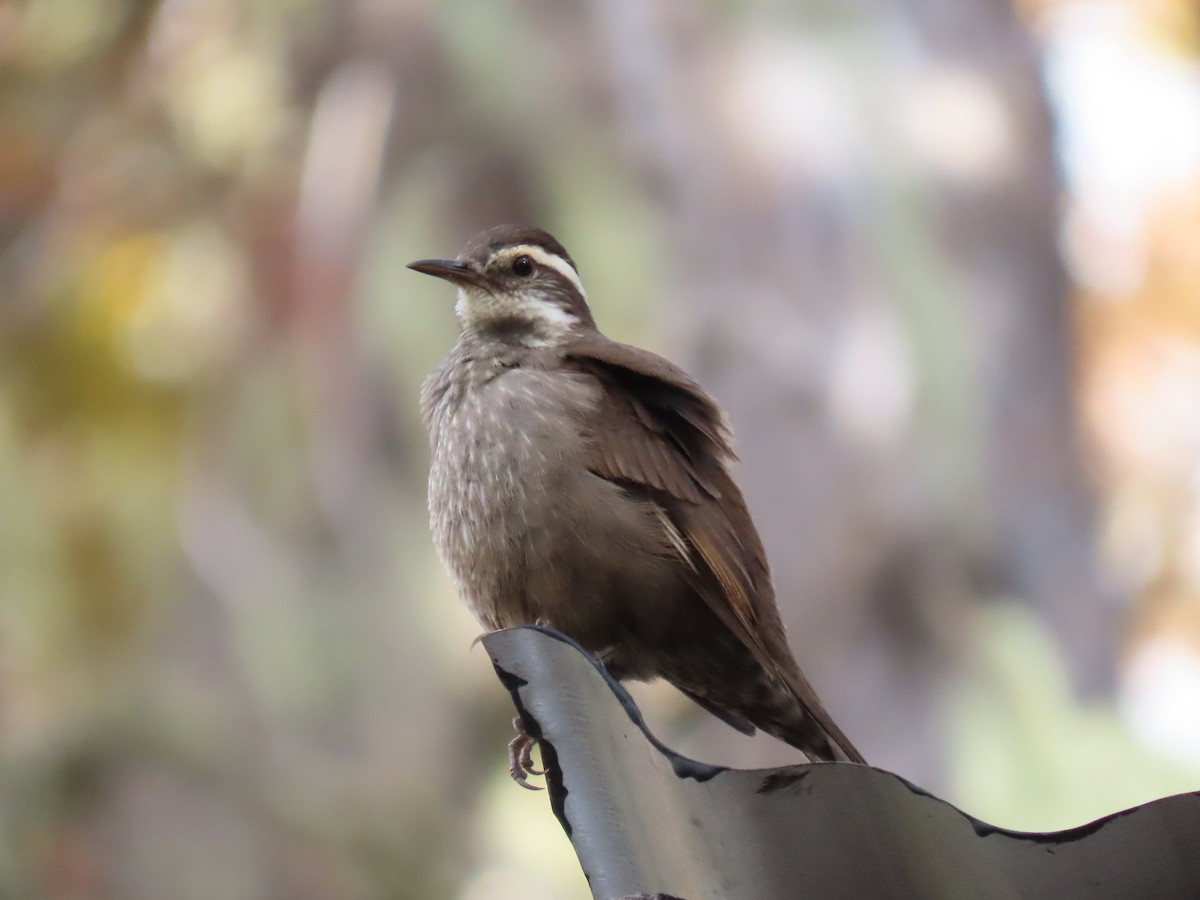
[408, 225, 596, 345]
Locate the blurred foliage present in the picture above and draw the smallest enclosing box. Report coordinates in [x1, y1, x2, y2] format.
[952, 602, 1197, 831]
[0, 0, 1198, 897]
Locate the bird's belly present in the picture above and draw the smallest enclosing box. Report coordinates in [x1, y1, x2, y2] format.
[428, 403, 543, 626]
[428, 381, 683, 651]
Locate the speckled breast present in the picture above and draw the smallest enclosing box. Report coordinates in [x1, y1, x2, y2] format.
[422, 355, 599, 625]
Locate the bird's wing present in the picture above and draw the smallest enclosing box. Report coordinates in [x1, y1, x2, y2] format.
[563, 335, 866, 765]
[562, 335, 776, 671]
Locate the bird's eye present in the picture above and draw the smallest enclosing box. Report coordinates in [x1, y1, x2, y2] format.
[511, 255, 535, 277]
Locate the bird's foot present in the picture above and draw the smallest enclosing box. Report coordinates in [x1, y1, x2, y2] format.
[507, 715, 546, 791]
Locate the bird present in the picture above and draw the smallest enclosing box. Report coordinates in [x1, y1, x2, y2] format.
[410, 224, 864, 786]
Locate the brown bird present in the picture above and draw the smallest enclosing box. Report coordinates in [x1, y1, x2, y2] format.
[411, 225, 864, 786]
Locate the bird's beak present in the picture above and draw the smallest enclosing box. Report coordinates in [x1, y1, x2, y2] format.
[407, 258, 489, 289]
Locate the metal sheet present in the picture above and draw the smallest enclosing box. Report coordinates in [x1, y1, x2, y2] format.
[482, 626, 1200, 900]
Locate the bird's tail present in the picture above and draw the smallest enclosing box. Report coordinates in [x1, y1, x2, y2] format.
[774, 669, 866, 764]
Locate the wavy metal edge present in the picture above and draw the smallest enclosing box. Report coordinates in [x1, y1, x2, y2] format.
[482, 625, 1200, 900]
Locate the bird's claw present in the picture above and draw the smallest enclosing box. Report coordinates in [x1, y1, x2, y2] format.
[507, 716, 546, 790]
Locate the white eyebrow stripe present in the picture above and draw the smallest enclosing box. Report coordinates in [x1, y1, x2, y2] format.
[497, 244, 587, 298]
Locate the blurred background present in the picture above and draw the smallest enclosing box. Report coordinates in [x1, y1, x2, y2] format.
[1, 0, 1199, 897]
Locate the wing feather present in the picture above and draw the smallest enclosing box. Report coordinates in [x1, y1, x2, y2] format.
[563, 336, 768, 662]
[563, 334, 865, 765]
